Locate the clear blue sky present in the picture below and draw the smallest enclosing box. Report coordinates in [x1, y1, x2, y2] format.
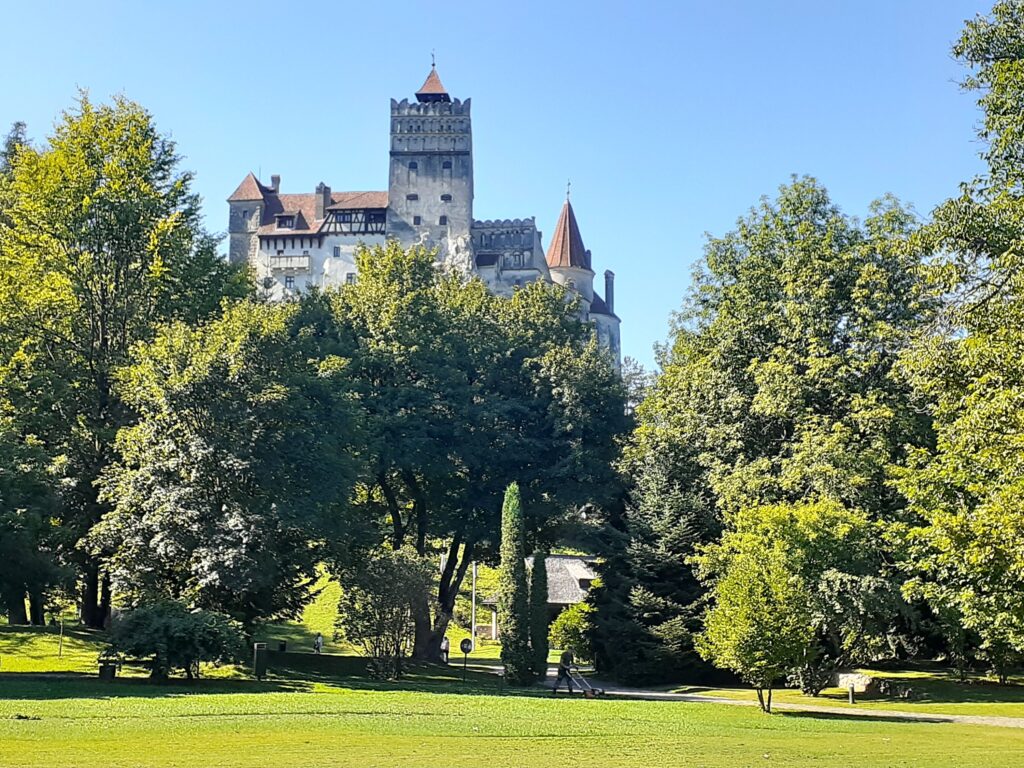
[0, 0, 991, 369]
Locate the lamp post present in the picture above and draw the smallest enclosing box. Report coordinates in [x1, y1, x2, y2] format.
[470, 561, 478, 652]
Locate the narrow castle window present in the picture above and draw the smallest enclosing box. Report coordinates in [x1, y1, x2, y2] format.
[406, 194, 418, 201]
[439, 215, 447, 225]
[441, 194, 452, 202]
[442, 161, 452, 170]
[241, 209, 248, 219]
[333, 246, 341, 258]
[408, 161, 418, 170]
[285, 276, 295, 290]
[345, 273, 357, 285]
[413, 216, 422, 225]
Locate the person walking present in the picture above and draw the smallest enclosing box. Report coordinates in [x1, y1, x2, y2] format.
[440, 635, 450, 664]
[313, 632, 324, 655]
[552, 649, 575, 695]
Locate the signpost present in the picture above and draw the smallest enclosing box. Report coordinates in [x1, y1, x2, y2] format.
[460, 638, 472, 684]
[470, 561, 477, 652]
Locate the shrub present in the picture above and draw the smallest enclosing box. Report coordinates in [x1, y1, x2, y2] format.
[109, 600, 245, 681]
[549, 602, 594, 662]
[530, 550, 549, 678]
[335, 547, 432, 679]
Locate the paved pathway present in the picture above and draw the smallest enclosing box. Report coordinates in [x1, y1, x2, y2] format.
[540, 667, 1024, 729]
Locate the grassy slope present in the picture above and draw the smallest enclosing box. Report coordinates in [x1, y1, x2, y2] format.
[1, 676, 1022, 768]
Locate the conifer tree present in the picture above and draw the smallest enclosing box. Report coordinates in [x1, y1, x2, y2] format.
[498, 483, 533, 685]
[529, 550, 549, 679]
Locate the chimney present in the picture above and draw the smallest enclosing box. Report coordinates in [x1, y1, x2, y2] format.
[270, 174, 281, 192]
[604, 270, 615, 314]
[315, 182, 331, 220]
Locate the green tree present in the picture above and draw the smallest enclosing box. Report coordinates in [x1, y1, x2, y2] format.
[335, 547, 433, 679]
[529, 550, 549, 678]
[0, 95, 248, 626]
[330, 241, 627, 661]
[595, 177, 930, 682]
[897, 0, 1024, 683]
[549, 602, 594, 662]
[694, 531, 813, 713]
[498, 483, 533, 685]
[91, 299, 361, 629]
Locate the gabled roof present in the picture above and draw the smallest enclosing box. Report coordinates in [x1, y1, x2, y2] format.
[546, 199, 591, 270]
[256, 190, 388, 236]
[416, 66, 451, 102]
[483, 555, 598, 607]
[227, 172, 269, 202]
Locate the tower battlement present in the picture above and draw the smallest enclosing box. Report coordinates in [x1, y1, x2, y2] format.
[390, 98, 471, 117]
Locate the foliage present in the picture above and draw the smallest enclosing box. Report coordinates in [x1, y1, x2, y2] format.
[694, 529, 813, 712]
[108, 600, 245, 681]
[498, 483, 533, 685]
[529, 550, 549, 677]
[335, 547, 433, 679]
[0, 95, 248, 626]
[330, 241, 628, 660]
[549, 602, 594, 662]
[896, 0, 1024, 685]
[595, 177, 929, 683]
[92, 299, 362, 628]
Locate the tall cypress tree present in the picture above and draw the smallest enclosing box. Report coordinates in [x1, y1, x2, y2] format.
[498, 483, 533, 685]
[529, 549, 549, 679]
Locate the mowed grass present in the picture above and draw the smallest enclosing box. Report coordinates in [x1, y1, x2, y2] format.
[685, 666, 1024, 718]
[2, 675, 1023, 768]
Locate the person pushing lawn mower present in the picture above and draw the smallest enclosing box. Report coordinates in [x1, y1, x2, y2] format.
[552, 650, 604, 697]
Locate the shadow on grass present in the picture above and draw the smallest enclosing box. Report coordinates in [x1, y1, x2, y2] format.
[0, 672, 305, 701]
[0, 653, 544, 702]
[779, 710, 949, 726]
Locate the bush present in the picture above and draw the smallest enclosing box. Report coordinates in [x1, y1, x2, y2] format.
[109, 600, 245, 681]
[498, 483, 533, 685]
[335, 547, 432, 679]
[549, 602, 594, 662]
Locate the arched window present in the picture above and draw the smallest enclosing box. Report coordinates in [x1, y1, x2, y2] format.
[408, 161, 418, 170]
[442, 160, 452, 170]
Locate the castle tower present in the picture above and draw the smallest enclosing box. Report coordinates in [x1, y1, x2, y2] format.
[387, 66, 474, 262]
[226, 171, 271, 266]
[545, 197, 595, 310]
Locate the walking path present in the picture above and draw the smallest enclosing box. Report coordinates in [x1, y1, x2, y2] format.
[540, 667, 1024, 729]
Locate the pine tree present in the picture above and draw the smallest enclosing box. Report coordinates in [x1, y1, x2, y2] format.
[498, 483, 533, 685]
[529, 550, 549, 679]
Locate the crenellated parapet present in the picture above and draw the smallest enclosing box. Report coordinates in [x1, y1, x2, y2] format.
[391, 97, 471, 117]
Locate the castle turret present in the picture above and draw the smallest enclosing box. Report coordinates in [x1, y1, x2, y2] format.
[545, 197, 595, 307]
[387, 66, 473, 259]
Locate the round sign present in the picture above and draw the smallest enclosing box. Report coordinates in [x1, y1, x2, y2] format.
[460, 638, 473, 655]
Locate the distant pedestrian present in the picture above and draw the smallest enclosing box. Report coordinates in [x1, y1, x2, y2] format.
[552, 649, 575, 694]
[313, 632, 324, 655]
[440, 635, 450, 663]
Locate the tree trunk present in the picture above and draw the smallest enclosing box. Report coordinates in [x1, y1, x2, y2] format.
[766, 687, 773, 713]
[755, 688, 765, 712]
[81, 563, 102, 629]
[5, 592, 28, 625]
[99, 572, 112, 628]
[28, 591, 45, 625]
[411, 537, 476, 661]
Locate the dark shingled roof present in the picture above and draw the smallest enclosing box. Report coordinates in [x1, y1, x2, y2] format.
[484, 555, 597, 607]
[546, 199, 591, 270]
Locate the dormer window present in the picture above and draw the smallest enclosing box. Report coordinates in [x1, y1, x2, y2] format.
[276, 215, 295, 229]
[336, 211, 353, 223]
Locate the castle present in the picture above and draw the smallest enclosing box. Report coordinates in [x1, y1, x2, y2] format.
[227, 66, 620, 367]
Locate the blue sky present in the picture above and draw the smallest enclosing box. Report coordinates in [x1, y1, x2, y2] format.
[0, 1, 991, 369]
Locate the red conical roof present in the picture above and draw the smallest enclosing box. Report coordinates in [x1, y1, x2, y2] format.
[546, 199, 591, 270]
[227, 172, 266, 201]
[416, 66, 451, 102]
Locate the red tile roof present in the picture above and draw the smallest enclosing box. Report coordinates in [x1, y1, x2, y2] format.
[416, 67, 450, 101]
[227, 172, 268, 201]
[546, 199, 591, 270]
[255, 190, 388, 236]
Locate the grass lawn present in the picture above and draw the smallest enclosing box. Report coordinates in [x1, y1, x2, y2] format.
[683, 666, 1024, 718]
[2, 673, 1023, 768]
